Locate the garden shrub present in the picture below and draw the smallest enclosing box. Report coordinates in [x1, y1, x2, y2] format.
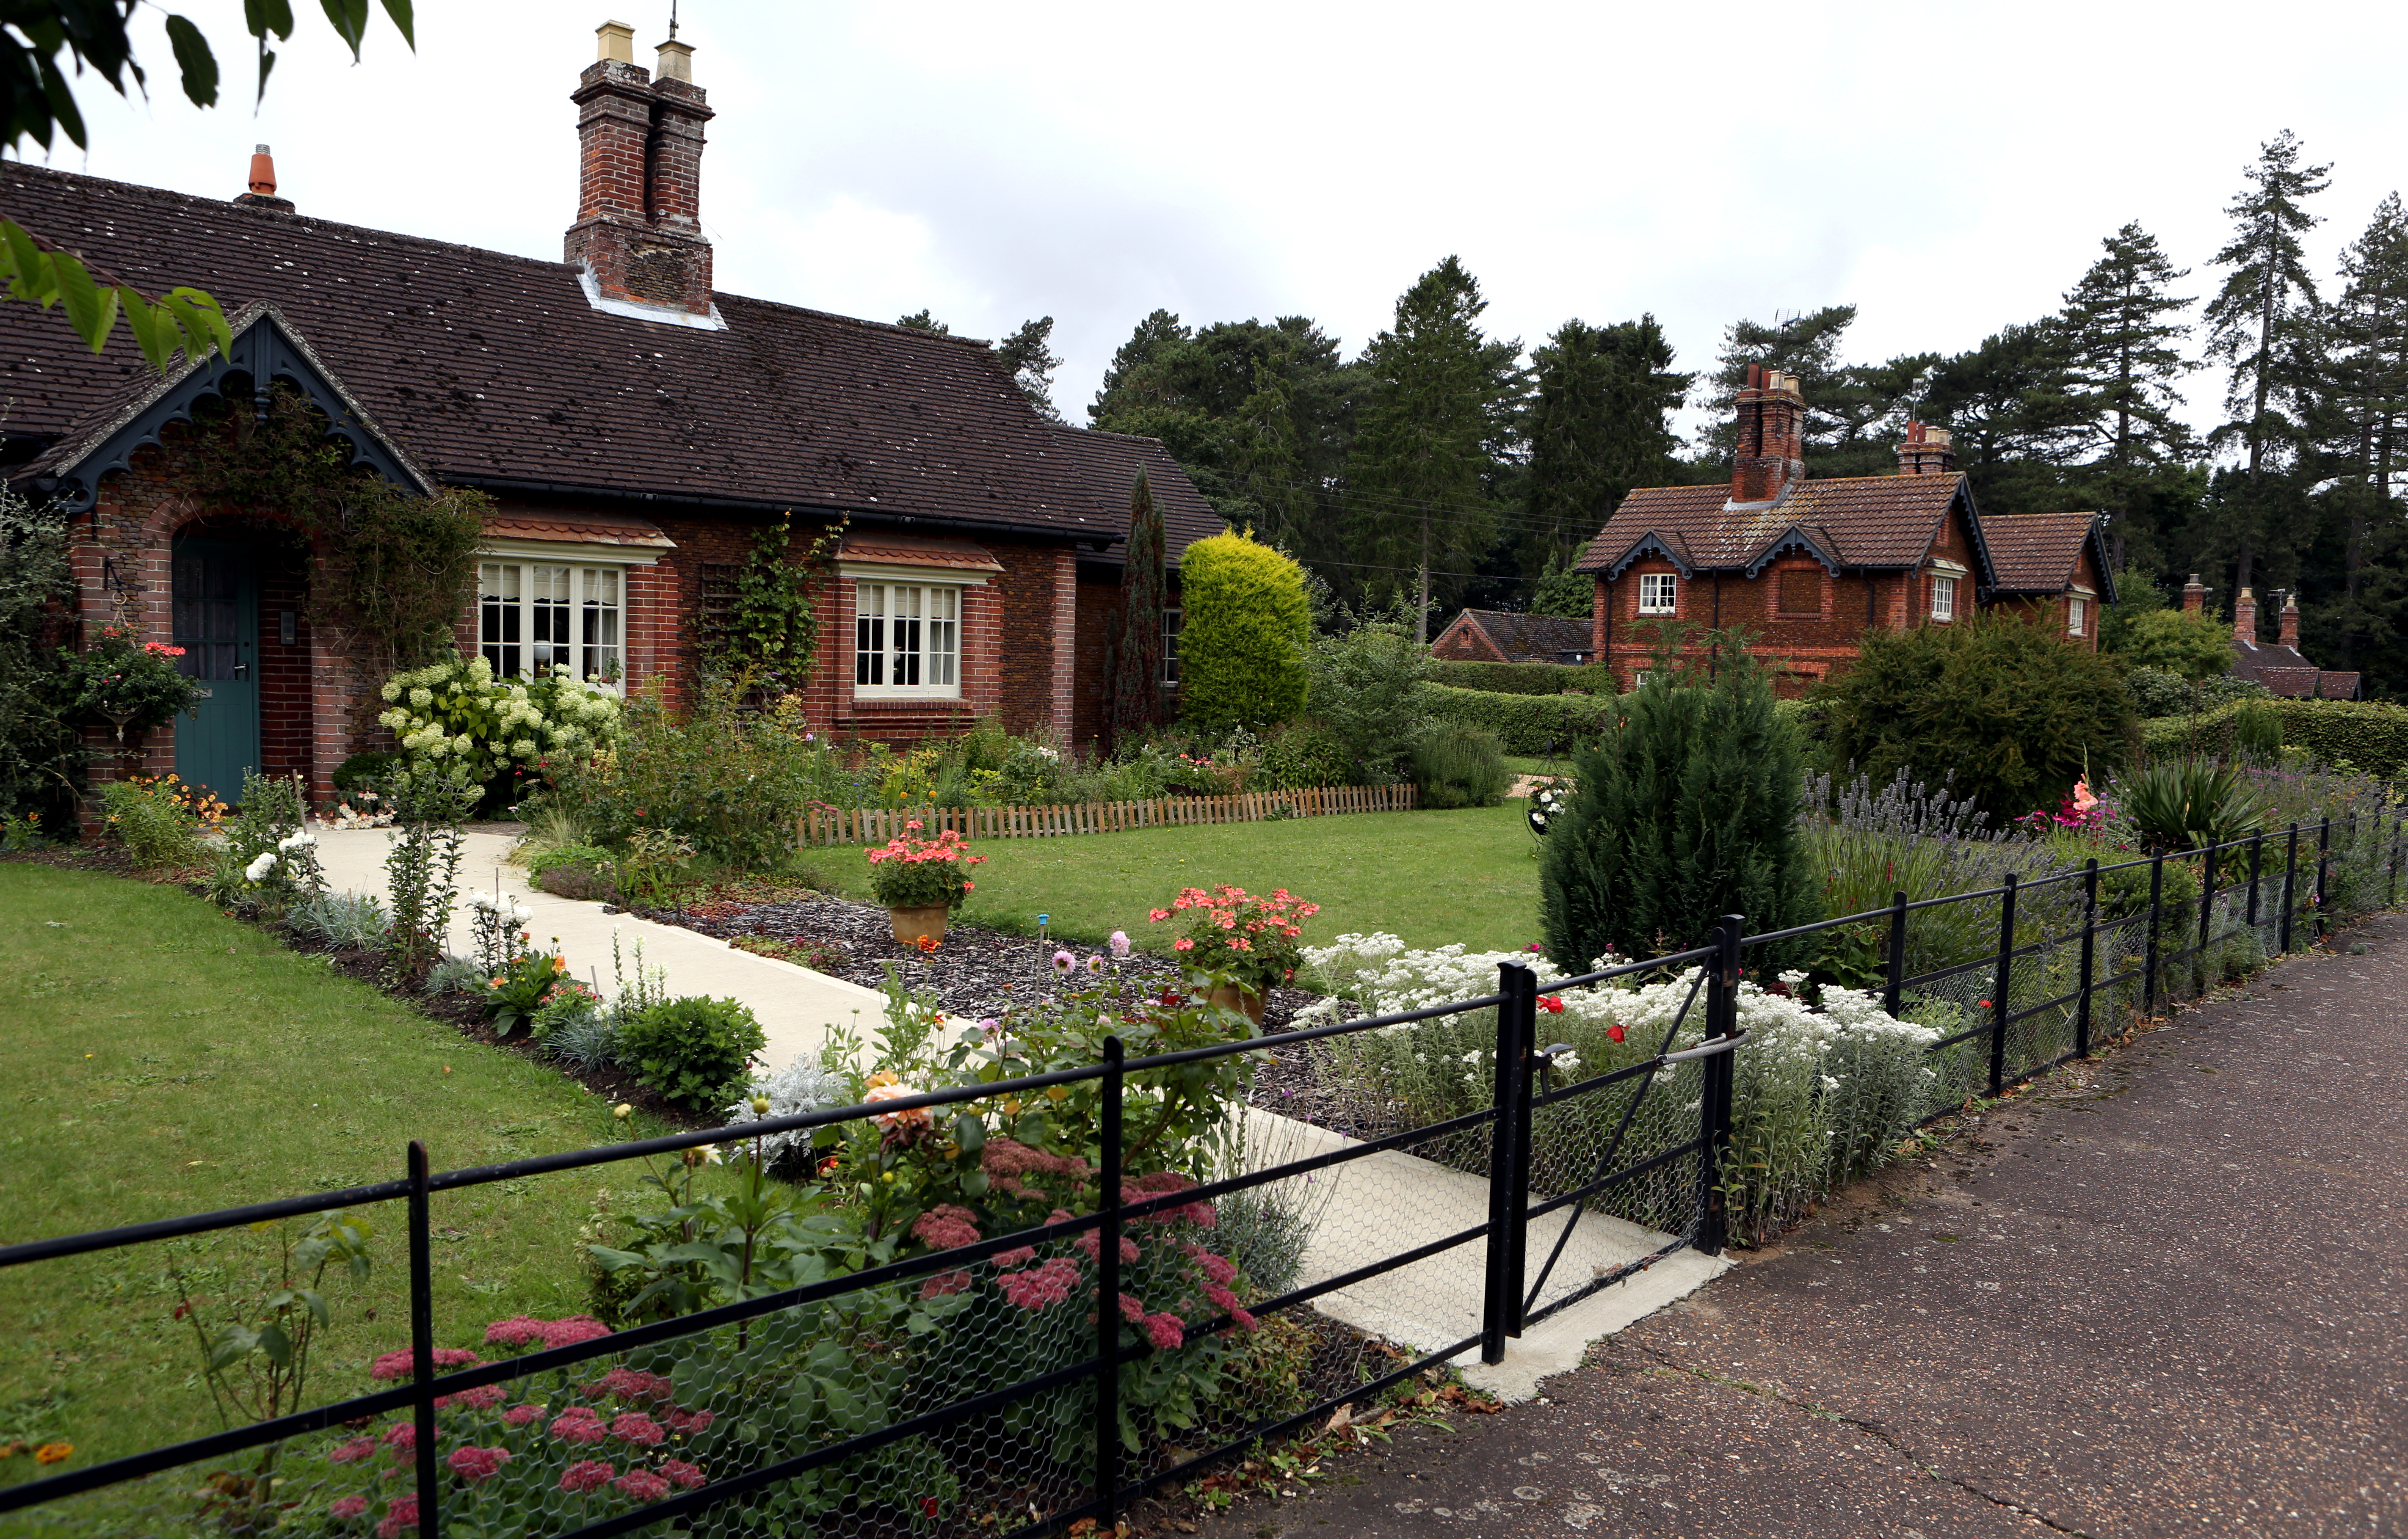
[1423, 683, 1614, 756]
[2234, 699, 2284, 756]
[1813, 610, 2138, 824]
[377, 652, 622, 794]
[1255, 723, 1353, 791]
[2128, 665, 2271, 719]
[98, 775, 210, 867]
[1304, 621, 1430, 781]
[621, 996, 767, 1108]
[1427, 659, 1613, 696]
[1178, 531, 1311, 730]
[1541, 660, 1809, 967]
[64, 622, 204, 742]
[289, 889, 389, 950]
[2140, 696, 2408, 776]
[331, 750, 398, 795]
[2110, 606, 2237, 680]
[1411, 722, 1510, 809]
[0, 488, 80, 828]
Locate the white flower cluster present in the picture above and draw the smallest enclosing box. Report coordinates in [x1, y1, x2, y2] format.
[375, 656, 622, 774]
[464, 890, 532, 923]
[244, 851, 278, 883]
[1298, 934, 1619, 1031]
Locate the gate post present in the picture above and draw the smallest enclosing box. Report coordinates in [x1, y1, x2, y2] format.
[1095, 1038, 1124, 1526]
[1693, 916, 1744, 1257]
[2075, 860, 2099, 1059]
[2247, 830, 2265, 927]
[1481, 961, 1538, 1364]
[407, 1142, 442, 1539]
[1988, 875, 2018, 1096]
[2280, 823, 2300, 953]
[2315, 816, 2332, 939]
[2142, 852, 2166, 1017]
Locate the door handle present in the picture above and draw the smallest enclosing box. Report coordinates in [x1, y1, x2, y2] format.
[233, 662, 249, 680]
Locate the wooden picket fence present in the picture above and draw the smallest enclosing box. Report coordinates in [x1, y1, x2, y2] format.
[798, 783, 1418, 848]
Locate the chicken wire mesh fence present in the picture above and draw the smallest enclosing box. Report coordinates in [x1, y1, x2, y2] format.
[5, 814, 2392, 1538]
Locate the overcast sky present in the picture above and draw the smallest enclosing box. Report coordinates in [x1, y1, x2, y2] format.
[23, 1, 2408, 450]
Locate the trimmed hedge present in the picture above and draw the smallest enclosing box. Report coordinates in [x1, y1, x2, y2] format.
[1427, 659, 1615, 697]
[2141, 696, 2408, 775]
[1424, 684, 1615, 756]
[1179, 532, 1311, 729]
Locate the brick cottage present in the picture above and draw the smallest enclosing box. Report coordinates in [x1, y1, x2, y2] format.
[1574, 368, 2113, 694]
[0, 21, 1219, 805]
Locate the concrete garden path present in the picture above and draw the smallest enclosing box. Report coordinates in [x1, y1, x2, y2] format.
[1193, 913, 2408, 1539]
[309, 823, 895, 1071]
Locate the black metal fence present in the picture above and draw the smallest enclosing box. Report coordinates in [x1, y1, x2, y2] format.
[0, 813, 2392, 1539]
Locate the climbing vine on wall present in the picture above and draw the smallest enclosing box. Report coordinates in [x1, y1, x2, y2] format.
[696, 513, 843, 695]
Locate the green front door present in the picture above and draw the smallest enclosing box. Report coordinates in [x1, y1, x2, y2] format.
[171, 538, 260, 803]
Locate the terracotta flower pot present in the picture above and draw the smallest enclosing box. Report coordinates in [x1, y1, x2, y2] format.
[889, 905, 949, 947]
[1207, 983, 1267, 1028]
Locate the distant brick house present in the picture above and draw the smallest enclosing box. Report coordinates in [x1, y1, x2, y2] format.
[2175, 576, 2361, 700]
[1573, 369, 2113, 695]
[1429, 610, 1596, 665]
[0, 22, 1218, 804]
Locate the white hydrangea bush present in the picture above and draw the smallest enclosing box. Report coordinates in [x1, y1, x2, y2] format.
[376, 655, 622, 783]
[1299, 934, 1941, 1244]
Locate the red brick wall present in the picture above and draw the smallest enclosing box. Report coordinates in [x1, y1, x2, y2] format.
[1431, 615, 1507, 662]
[1073, 571, 1124, 756]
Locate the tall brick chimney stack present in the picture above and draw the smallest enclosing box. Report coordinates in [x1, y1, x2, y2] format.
[564, 19, 716, 320]
[2232, 586, 2259, 645]
[1731, 365, 1805, 503]
[2279, 591, 2301, 648]
[1895, 421, 1957, 477]
[2181, 574, 2207, 615]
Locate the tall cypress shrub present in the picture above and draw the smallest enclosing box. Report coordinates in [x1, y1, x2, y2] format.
[1539, 659, 1806, 969]
[1107, 469, 1167, 741]
[1178, 531, 1310, 730]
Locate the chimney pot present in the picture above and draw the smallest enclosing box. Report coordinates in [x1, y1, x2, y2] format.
[1896, 421, 1956, 477]
[2181, 574, 2207, 615]
[596, 20, 636, 63]
[2279, 590, 2301, 649]
[2233, 586, 2259, 647]
[655, 39, 694, 82]
[233, 143, 294, 212]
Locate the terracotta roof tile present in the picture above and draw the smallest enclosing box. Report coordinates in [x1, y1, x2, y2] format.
[485, 509, 674, 549]
[836, 530, 1006, 573]
[1574, 474, 1966, 575]
[1980, 512, 2098, 592]
[1447, 610, 1595, 662]
[0, 162, 1202, 546]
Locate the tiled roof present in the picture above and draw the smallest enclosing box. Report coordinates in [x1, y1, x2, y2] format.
[837, 530, 1007, 574]
[1448, 610, 1595, 663]
[0, 162, 1189, 545]
[485, 509, 674, 549]
[1980, 512, 2099, 593]
[2234, 640, 2362, 699]
[1574, 474, 1970, 575]
[1038, 425, 1226, 566]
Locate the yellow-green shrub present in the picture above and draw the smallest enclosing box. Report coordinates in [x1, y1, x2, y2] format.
[1178, 532, 1309, 730]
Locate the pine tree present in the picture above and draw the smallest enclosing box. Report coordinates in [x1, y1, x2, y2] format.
[1921, 322, 2081, 515]
[2058, 221, 2199, 557]
[2317, 193, 2408, 668]
[1347, 256, 1522, 642]
[2204, 130, 2332, 591]
[995, 317, 1066, 422]
[1524, 315, 1691, 561]
[1108, 469, 1167, 741]
[895, 309, 952, 334]
[1538, 658, 1807, 968]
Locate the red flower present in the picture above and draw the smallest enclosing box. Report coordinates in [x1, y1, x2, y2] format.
[551, 1407, 610, 1445]
[1607, 1025, 1626, 1043]
[329, 1495, 369, 1521]
[610, 1412, 667, 1447]
[558, 1459, 615, 1494]
[330, 1437, 378, 1465]
[445, 1445, 511, 1483]
[666, 1408, 715, 1435]
[662, 1459, 707, 1489]
[375, 1496, 419, 1539]
[1538, 996, 1564, 1013]
[922, 1497, 941, 1518]
[614, 1469, 672, 1503]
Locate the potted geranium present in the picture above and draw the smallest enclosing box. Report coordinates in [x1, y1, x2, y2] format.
[66, 625, 203, 742]
[865, 820, 986, 946]
[1148, 883, 1319, 1026]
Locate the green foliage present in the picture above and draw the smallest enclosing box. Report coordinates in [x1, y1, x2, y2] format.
[330, 750, 397, 796]
[1540, 662, 1808, 966]
[1411, 723, 1509, 810]
[0, 489, 79, 825]
[695, 514, 839, 693]
[99, 775, 207, 868]
[2111, 606, 2238, 681]
[1254, 723, 1353, 791]
[377, 652, 620, 789]
[622, 997, 767, 1108]
[2233, 699, 2284, 755]
[2123, 760, 2272, 853]
[1108, 470, 1169, 739]
[381, 764, 475, 974]
[2096, 566, 2170, 654]
[1524, 557, 1594, 618]
[1303, 620, 1429, 782]
[1814, 611, 2139, 824]
[1423, 683, 1615, 756]
[1178, 531, 1310, 730]
[1426, 659, 1613, 696]
[1523, 315, 1691, 562]
[2141, 696, 2408, 775]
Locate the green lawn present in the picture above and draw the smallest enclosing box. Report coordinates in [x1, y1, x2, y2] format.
[848, 801, 1549, 954]
[0, 864, 691, 1483]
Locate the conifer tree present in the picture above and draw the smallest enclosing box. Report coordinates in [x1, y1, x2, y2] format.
[2204, 130, 2332, 591]
[2058, 221, 2199, 557]
[1347, 257, 1523, 642]
[995, 317, 1066, 421]
[1538, 655, 1806, 969]
[1108, 469, 1167, 741]
[2318, 193, 2408, 667]
[1524, 316, 1691, 561]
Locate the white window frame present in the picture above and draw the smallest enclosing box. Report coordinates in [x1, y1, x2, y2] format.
[1638, 572, 1679, 615]
[1930, 574, 1958, 622]
[2067, 596, 2088, 636]
[1163, 607, 1183, 689]
[478, 559, 626, 687]
[1632, 670, 1654, 689]
[853, 580, 962, 699]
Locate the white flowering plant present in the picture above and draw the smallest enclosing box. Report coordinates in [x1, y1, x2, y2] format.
[1301, 934, 1944, 1246]
[376, 654, 621, 789]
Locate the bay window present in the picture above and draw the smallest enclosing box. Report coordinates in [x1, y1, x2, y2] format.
[480, 561, 622, 685]
[855, 581, 961, 697]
